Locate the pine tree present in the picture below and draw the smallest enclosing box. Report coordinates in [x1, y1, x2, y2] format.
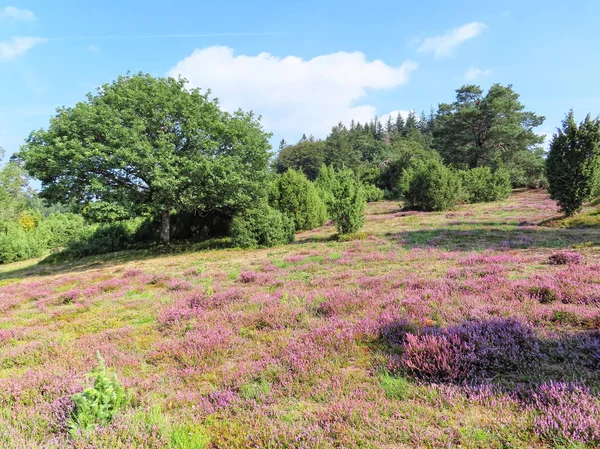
[546, 111, 600, 216]
[386, 116, 394, 137]
[375, 118, 385, 141]
[404, 111, 418, 135]
[395, 113, 405, 135]
[279, 138, 287, 151]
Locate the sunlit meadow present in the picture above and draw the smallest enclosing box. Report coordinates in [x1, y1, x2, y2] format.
[1, 190, 599, 448]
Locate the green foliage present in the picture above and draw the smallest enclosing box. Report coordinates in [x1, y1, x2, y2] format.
[315, 164, 336, 206]
[275, 138, 326, 180]
[19, 73, 271, 244]
[504, 147, 548, 188]
[55, 217, 150, 259]
[37, 213, 87, 249]
[82, 202, 134, 223]
[379, 140, 440, 198]
[271, 169, 327, 231]
[460, 167, 512, 203]
[363, 184, 384, 202]
[170, 424, 210, 449]
[547, 111, 600, 216]
[434, 84, 545, 187]
[400, 160, 463, 211]
[325, 123, 361, 170]
[138, 408, 209, 449]
[0, 160, 31, 224]
[239, 378, 270, 400]
[70, 353, 130, 436]
[380, 372, 410, 400]
[0, 223, 45, 264]
[230, 204, 295, 248]
[329, 169, 366, 235]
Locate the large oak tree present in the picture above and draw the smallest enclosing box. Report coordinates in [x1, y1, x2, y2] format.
[19, 73, 271, 244]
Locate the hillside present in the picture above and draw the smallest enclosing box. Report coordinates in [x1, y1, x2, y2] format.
[1, 190, 599, 448]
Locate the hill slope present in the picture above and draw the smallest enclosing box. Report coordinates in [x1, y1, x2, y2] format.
[1, 190, 599, 448]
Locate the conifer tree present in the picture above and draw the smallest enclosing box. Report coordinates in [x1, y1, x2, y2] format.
[546, 111, 600, 216]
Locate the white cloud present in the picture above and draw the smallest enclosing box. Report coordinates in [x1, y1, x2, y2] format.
[464, 66, 491, 81]
[0, 36, 47, 61]
[417, 22, 487, 58]
[0, 6, 36, 21]
[168, 46, 417, 137]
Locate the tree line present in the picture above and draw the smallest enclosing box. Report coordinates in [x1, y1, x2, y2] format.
[0, 73, 598, 264]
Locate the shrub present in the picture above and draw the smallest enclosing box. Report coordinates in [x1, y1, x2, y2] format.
[450, 318, 540, 376]
[329, 169, 366, 235]
[363, 184, 384, 202]
[398, 319, 540, 382]
[460, 167, 512, 203]
[531, 382, 600, 445]
[547, 111, 600, 216]
[505, 147, 548, 188]
[399, 160, 463, 211]
[230, 204, 295, 248]
[271, 169, 327, 231]
[0, 224, 45, 264]
[379, 140, 440, 198]
[37, 212, 87, 250]
[315, 164, 336, 206]
[549, 251, 584, 265]
[69, 353, 131, 435]
[59, 217, 149, 258]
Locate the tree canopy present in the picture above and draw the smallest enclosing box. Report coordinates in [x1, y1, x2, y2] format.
[0, 149, 32, 225]
[18, 73, 272, 244]
[433, 84, 545, 170]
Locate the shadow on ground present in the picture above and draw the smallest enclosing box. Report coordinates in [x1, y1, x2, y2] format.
[0, 238, 233, 281]
[387, 227, 600, 251]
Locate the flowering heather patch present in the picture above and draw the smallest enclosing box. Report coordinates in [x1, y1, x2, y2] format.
[531, 382, 600, 445]
[122, 267, 144, 278]
[549, 251, 584, 265]
[2, 191, 600, 448]
[397, 319, 540, 382]
[165, 278, 194, 291]
[238, 271, 257, 283]
[283, 254, 306, 263]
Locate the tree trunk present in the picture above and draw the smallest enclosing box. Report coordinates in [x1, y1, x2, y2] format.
[160, 209, 170, 245]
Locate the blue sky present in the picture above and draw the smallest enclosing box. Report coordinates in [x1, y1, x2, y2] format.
[1, 0, 600, 160]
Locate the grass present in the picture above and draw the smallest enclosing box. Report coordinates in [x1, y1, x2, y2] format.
[1, 190, 600, 448]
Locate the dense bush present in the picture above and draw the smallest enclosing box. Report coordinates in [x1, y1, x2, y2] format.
[548, 251, 584, 265]
[271, 169, 327, 231]
[379, 141, 440, 198]
[230, 204, 295, 248]
[315, 164, 336, 206]
[397, 319, 540, 382]
[0, 224, 45, 264]
[70, 353, 131, 435]
[329, 169, 366, 235]
[37, 213, 87, 249]
[460, 167, 512, 203]
[363, 184, 384, 202]
[399, 160, 463, 211]
[56, 217, 149, 259]
[504, 147, 548, 188]
[547, 112, 600, 216]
